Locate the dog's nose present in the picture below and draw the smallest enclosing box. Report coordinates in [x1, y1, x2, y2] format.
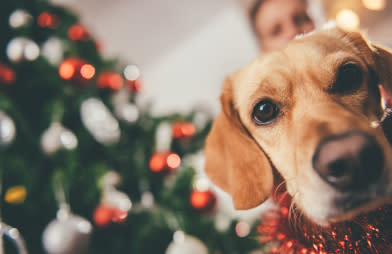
[312, 131, 384, 191]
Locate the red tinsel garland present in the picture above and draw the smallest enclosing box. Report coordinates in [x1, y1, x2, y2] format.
[258, 192, 392, 254]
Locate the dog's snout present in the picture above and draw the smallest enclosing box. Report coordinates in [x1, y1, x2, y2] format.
[312, 131, 384, 191]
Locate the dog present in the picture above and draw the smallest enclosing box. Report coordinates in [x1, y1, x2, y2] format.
[204, 25, 392, 227]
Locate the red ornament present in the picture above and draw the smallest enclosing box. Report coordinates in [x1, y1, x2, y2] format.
[149, 151, 181, 173]
[190, 190, 216, 212]
[37, 12, 60, 29]
[172, 122, 196, 139]
[0, 64, 16, 85]
[258, 191, 392, 253]
[97, 71, 124, 90]
[59, 57, 95, 84]
[93, 206, 114, 227]
[111, 208, 128, 224]
[68, 24, 89, 41]
[127, 79, 142, 92]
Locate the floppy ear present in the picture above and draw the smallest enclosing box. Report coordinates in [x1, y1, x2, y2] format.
[372, 44, 392, 94]
[204, 77, 273, 210]
[371, 44, 392, 141]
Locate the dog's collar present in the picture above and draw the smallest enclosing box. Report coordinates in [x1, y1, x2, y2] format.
[258, 192, 392, 253]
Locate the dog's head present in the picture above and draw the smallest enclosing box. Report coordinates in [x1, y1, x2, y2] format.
[205, 26, 392, 226]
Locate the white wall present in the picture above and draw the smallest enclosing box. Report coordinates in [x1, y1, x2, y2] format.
[138, 3, 259, 115]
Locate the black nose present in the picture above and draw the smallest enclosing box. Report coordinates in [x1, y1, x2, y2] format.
[312, 131, 384, 191]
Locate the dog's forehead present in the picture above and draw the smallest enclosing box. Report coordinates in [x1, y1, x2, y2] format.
[232, 28, 374, 108]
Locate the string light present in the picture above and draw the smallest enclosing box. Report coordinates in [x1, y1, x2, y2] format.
[336, 9, 360, 31]
[80, 64, 95, 80]
[235, 221, 251, 238]
[59, 62, 75, 80]
[167, 153, 181, 169]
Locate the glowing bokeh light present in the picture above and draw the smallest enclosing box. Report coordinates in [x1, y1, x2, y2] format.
[336, 9, 360, 31]
[235, 221, 250, 238]
[362, 0, 386, 10]
[80, 64, 95, 80]
[149, 153, 166, 172]
[59, 62, 75, 80]
[167, 153, 181, 169]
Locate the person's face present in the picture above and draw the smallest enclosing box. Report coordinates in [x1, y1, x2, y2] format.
[254, 0, 315, 52]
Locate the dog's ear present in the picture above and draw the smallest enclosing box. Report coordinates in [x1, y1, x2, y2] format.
[372, 44, 392, 94]
[204, 77, 273, 210]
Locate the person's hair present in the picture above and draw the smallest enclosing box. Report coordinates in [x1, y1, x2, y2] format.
[249, 0, 267, 28]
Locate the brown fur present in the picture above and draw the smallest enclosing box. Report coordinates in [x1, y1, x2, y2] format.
[205, 26, 392, 225]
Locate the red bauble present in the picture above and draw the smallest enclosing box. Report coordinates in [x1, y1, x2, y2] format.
[127, 79, 142, 92]
[97, 71, 124, 90]
[93, 206, 114, 227]
[190, 190, 216, 212]
[0, 64, 16, 85]
[68, 24, 89, 41]
[111, 208, 128, 224]
[149, 152, 181, 173]
[59, 57, 95, 84]
[172, 122, 196, 139]
[37, 12, 60, 29]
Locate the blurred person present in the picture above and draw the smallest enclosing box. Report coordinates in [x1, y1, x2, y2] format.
[250, 0, 315, 52]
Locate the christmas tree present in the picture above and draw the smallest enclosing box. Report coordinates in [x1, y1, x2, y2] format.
[0, 0, 261, 253]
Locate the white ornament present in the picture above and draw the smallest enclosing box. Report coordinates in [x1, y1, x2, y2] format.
[140, 191, 155, 208]
[102, 187, 132, 212]
[123, 65, 140, 81]
[101, 171, 121, 187]
[7, 37, 40, 62]
[80, 98, 120, 144]
[0, 111, 16, 146]
[41, 122, 78, 155]
[115, 103, 139, 123]
[42, 211, 92, 254]
[41, 37, 65, 65]
[155, 122, 172, 152]
[165, 231, 208, 254]
[9, 9, 32, 29]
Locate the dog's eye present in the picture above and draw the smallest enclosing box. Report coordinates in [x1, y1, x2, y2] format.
[331, 64, 363, 94]
[252, 100, 279, 125]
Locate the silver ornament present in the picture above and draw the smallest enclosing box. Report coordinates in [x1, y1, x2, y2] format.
[0, 222, 28, 254]
[0, 111, 16, 146]
[165, 231, 208, 254]
[42, 211, 92, 254]
[80, 98, 120, 144]
[41, 122, 78, 155]
[9, 9, 32, 29]
[41, 37, 65, 65]
[6, 37, 40, 62]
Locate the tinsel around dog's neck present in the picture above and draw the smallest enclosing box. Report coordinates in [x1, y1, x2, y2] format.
[258, 192, 392, 254]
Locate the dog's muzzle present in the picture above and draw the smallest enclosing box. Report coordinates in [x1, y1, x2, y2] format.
[312, 130, 384, 191]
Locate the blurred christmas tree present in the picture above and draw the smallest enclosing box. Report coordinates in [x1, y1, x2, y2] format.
[0, 0, 262, 253]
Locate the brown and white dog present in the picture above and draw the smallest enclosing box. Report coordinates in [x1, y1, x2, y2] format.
[204, 25, 392, 226]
